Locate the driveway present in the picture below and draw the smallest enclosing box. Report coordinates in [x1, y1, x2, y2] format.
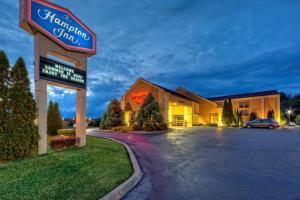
[87, 127, 300, 200]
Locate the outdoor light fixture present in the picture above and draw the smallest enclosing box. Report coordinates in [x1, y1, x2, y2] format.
[287, 109, 292, 124]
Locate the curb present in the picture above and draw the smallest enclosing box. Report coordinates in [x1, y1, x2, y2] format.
[88, 134, 143, 200]
[98, 129, 169, 135]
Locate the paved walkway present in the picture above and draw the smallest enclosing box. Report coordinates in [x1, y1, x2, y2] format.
[87, 127, 300, 200]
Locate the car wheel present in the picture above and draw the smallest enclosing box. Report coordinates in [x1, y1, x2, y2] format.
[247, 125, 251, 129]
[269, 125, 274, 129]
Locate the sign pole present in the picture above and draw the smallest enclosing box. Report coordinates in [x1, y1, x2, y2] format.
[20, 0, 96, 154]
[76, 89, 87, 147]
[35, 33, 48, 155]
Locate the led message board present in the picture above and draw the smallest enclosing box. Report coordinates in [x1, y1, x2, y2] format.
[26, 0, 96, 54]
[39, 57, 86, 89]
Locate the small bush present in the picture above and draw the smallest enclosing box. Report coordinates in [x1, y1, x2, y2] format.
[111, 126, 133, 133]
[143, 122, 156, 131]
[206, 123, 218, 127]
[57, 129, 76, 136]
[296, 115, 300, 125]
[50, 136, 78, 150]
[157, 122, 168, 130]
[193, 123, 204, 126]
[249, 112, 257, 121]
[0, 123, 39, 161]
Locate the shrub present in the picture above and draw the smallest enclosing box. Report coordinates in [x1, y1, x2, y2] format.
[249, 112, 257, 121]
[0, 55, 39, 161]
[157, 122, 168, 130]
[206, 123, 218, 127]
[57, 129, 76, 136]
[280, 112, 287, 125]
[193, 124, 204, 126]
[50, 136, 78, 150]
[47, 101, 62, 135]
[267, 110, 275, 119]
[0, 123, 39, 161]
[134, 94, 167, 131]
[100, 99, 124, 129]
[222, 99, 234, 127]
[296, 115, 300, 125]
[111, 126, 133, 133]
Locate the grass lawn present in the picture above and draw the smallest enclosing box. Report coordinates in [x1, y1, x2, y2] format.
[0, 136, 133, 200]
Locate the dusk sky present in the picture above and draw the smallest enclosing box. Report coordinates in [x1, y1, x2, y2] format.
[1, 0, 300, 118]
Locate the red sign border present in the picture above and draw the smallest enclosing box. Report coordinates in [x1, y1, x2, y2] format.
[26, 0, 96, 55]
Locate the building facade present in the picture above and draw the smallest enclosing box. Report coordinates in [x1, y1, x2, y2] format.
[208, 91, 281, 124]
[121, 78, 280, 127]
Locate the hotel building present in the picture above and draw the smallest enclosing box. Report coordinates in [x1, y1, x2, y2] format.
[121, 78, 281, 127]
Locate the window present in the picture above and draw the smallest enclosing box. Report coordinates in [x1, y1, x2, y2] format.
[240, 110, 249, 116]
[239, 102, 249, 108]
[209, 113, 218, 124]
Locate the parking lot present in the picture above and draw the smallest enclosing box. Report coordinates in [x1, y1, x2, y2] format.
[89, 127, 300, 200]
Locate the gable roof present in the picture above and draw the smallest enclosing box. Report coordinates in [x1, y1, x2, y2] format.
[131, 78, 196, 102]
[176, 87, 217, 105]
[207, 90, 280, 101]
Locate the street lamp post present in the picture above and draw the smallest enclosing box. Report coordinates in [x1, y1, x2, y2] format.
[287, 109, 292, 124]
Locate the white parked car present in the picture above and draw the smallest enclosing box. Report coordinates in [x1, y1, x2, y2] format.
[288, 122, 296, 127]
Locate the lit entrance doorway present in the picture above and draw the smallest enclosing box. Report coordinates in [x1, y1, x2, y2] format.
[172, 115, 185, 126]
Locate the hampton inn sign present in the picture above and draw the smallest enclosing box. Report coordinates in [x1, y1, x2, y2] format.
[24, 0, 96, 54]
[20, 0, 96, 154]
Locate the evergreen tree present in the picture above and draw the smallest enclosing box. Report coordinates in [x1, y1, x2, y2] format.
[267, 110, 275, 119]
[280, 111, 287, 125]
[0, 50, 10, 160]
[47, 101, 62, 135]
[227, 99, 234, 125]
[100, 99, 124, 129]
[295, 115, 300, 125]
[0, 50, 10, 127]
[53, 102, 62, 131]
[47, 100, 55, 135]
[1, 57, 38, 160]
[239, 111, 243, 126]
[222, 99, 234, 127]
[222, 100, 228, 126]
[234, 109, 242, 126]
[249, 112, 257, 121]
[135, 94, 167, 131]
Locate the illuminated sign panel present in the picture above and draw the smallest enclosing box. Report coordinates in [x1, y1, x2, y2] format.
[27, 0, 96, 54]
[39, 57, 86, 89]
[131, 90, 150, 105]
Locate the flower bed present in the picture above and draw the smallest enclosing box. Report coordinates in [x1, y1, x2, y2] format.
[50, 136, 79, 150]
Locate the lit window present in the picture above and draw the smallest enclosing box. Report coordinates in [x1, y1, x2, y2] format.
[240, 110, 249, 116]
[209, 113, 218, 124]
[239, 102, 249, 108]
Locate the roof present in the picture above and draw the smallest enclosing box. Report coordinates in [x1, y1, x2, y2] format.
[176, 87, 217, 105]
[208, 90, 280, 101]
[139, 78, 196, 102]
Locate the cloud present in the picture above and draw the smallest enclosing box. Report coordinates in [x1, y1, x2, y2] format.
[1, 0, 300, 117]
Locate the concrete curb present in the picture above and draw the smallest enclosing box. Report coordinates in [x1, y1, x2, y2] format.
[88, 134, 143, 200]
[98, 129, 169, 134]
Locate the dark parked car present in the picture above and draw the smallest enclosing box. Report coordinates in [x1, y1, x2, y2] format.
[244, 118, 280, 129]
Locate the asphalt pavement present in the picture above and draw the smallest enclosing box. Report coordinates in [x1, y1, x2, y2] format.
[88, 127, 300, 200]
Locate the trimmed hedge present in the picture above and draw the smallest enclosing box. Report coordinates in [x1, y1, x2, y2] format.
[193, 123, 204, 126]
[50, 136, 78, 150]
[206, 123, 218, 127]
[57, 129, 76, 136]
[110, 126, 133, 133]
